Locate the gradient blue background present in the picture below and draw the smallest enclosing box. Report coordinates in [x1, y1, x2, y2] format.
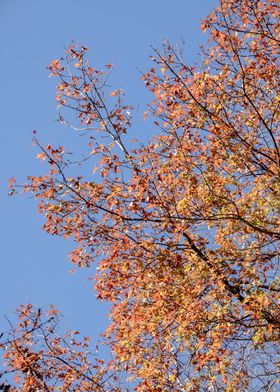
[1, 0, 217, 346]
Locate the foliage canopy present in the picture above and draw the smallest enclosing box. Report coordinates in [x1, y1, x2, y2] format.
[2, 0, 280, 390]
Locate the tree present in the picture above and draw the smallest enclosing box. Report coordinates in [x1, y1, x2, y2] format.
[2, 0, 280, 390]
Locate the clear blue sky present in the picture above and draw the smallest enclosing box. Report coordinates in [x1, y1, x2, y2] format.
[1, 0, 217, 345]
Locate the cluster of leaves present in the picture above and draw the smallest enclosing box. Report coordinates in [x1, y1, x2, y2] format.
[0, 305, 123, 391]
[3, 0, 280, 390]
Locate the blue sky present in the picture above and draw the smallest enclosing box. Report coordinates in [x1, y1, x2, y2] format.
[1, 0, 217, 347]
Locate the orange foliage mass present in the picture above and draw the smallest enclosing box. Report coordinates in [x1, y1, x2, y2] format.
[3, 1, 280, 390]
